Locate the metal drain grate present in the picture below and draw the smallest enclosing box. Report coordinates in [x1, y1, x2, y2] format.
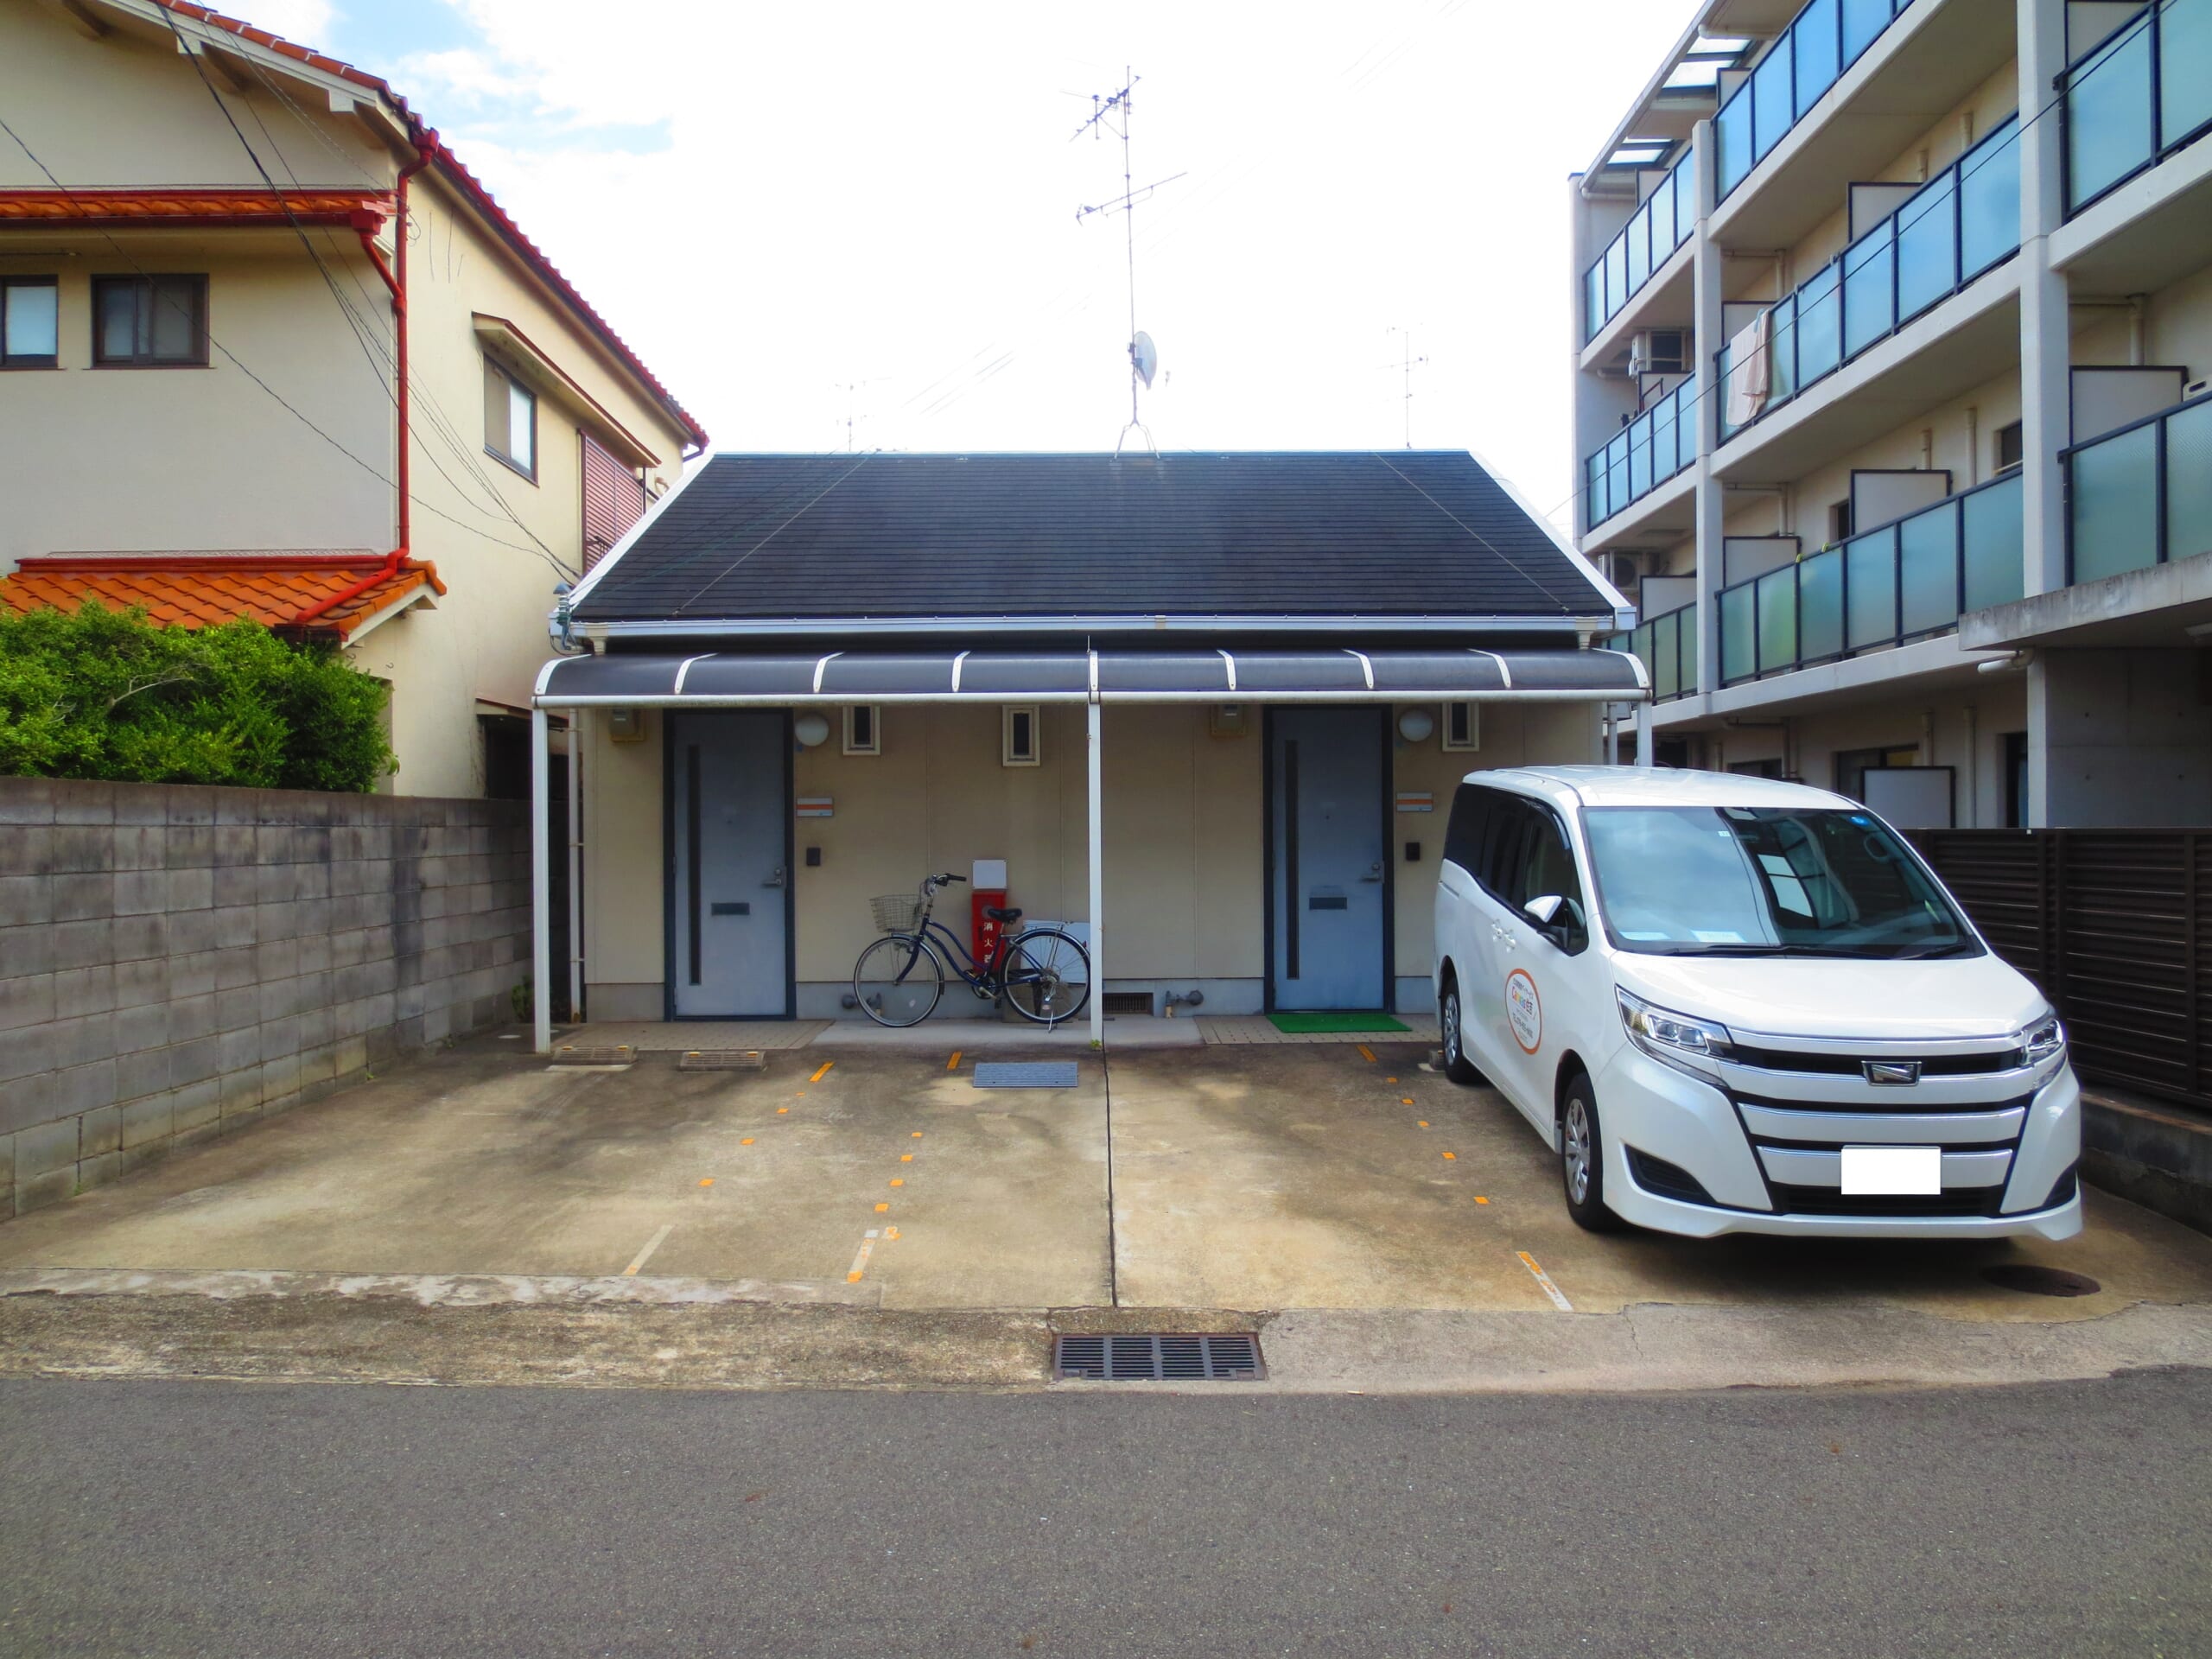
[1054, 1333, 1263, 1381]
[552, 1044, 635, 1066]
[1981, 1264, 2101, 1297]
[677, 1049, 766, 1071]
[974, 1061, 1081, 1090]
[1102, 990, 1154, 1016]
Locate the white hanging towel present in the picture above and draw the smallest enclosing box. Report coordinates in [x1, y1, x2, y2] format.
[1726, 310, 1771, 429]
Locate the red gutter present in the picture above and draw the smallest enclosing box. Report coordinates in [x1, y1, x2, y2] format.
[295, 130, 440, 629]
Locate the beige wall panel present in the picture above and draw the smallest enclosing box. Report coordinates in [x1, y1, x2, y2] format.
[0, 251, 393, 569]
[0, 8, 391, 190]
[582, 709, 667, 984]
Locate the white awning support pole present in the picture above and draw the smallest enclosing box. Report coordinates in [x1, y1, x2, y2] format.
[566, 711, 584, 1026]
[1086, 699, 1104, 1048]
[531, 705, 553, 1055]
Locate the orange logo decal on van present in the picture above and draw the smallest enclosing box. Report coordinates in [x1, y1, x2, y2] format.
[1505, 969, 1542, 1054]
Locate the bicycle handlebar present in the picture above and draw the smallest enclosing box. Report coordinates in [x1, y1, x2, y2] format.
[921, 872, 968, 896]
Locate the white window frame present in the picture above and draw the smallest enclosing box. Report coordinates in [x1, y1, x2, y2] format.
[484, 357, 538, 480]
[1441, 701, 1480, 752]
[1001, 704, 1041, 767]
[842, 704, 880, 756]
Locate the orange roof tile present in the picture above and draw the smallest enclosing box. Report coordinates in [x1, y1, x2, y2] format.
[0, 554, 445, 642]
[0, 188, 393, 230]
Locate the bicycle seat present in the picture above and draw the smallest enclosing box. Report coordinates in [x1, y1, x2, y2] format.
[983, 905, 1022, 924]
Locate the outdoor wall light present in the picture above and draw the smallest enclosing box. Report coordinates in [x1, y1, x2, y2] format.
[793, 713, 833, 748]
[1396, 708, 1435, 743]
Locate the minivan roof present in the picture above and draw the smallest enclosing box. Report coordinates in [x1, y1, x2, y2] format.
[1465, 766, 1857, 811]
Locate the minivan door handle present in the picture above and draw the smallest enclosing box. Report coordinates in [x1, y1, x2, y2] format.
[1491, 923, 1517, 949]
[762, 864, 786, 888]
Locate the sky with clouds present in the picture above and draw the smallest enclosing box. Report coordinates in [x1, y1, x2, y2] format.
[274, 0, 1692, 527]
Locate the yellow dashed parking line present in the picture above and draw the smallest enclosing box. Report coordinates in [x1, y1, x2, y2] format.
[698, 1178, 715, 1188]
[809, 1060, 836, 1084]
[1357, 1045, 1377, 1064]
[621, 1224, 672, 1277]
[946, 1050, 962, 1071]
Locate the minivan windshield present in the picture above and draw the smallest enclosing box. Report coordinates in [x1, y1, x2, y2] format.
[1580, 805, 1981, 959]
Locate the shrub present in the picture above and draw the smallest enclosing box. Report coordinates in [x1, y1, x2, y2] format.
[0, 601, 395, 791]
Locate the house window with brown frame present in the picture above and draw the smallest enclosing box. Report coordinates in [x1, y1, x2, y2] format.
[1, 277, 59, 368]
[484, 358, 537, 480]
[92, 275, 207, 366]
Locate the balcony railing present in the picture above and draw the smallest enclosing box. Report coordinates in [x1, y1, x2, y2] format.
[1718, 471, 2024, 686]
[1583, 153, 1697, 344]
[2065, 392, 2212, 585]
[1585, 375, 1700, 531]
[2062, 0, 2212, 216]
[1714, 0, 1917, 203]
[1715, 115, 2019, 444]
[1614, 603, 1697, 702]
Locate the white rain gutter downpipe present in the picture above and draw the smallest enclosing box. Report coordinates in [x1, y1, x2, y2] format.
[567, 711, 584, 1027]
[1087, 652, 1105, 1049]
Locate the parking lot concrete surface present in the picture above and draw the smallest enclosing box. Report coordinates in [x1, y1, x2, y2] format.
[2, 1031, 2210, 1391]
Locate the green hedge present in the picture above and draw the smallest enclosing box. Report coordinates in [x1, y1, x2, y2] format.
[0, 601, 395, 792]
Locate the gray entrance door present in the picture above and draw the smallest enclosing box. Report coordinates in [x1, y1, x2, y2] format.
[1268, 706, 1389, 1010]
[669, 712, 792, 1018]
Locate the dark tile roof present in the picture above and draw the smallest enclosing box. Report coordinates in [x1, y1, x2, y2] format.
[572, 451, 1615, 625]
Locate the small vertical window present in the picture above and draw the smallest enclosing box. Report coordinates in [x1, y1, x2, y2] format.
[1441, 701, 1479, 752]
[1827, 498, 1853, 544]
[1, 277, 59, 367]
[1995, 420, 2024, 473]
[1001, 704, 1040, 766]
[484, 358, 537, 478]
[843, 704, 880, 755]
[90, 275, 206, 365]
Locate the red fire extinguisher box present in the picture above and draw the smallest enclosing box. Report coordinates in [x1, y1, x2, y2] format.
[972, 887, 1008, 964]
[970, 858, 1009, 963]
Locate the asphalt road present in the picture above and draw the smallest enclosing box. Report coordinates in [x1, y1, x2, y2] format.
[3, 1370, 2209, 1658]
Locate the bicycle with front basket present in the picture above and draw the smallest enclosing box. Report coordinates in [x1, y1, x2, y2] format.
[852, 874, 1091, 1028]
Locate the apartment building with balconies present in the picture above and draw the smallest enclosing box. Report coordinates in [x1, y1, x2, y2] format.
[1574, 0, 2212, 830]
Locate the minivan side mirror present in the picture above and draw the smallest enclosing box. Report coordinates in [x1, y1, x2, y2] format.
[1523, 894, 1565, 925]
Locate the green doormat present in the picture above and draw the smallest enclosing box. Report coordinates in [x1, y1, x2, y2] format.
[1266, 1011, 1411, 1034]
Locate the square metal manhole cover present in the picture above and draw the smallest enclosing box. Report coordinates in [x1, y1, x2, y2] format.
[973, 1061, 1081, 1090]
[678, 1049, 766, 1071]
[1054, 1333, 1263, 1381]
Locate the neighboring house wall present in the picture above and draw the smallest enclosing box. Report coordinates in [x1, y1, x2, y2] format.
[578, 701, 1600, 1020]
[0, 1, 696, 800]
[0, 777, 530, 1222]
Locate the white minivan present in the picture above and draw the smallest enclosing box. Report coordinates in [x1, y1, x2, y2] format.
[1432, 766, 2082, 1239]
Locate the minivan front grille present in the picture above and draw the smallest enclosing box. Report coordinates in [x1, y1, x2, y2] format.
[1726, 1043, 2023, 1077]
[1770, 1183, 2006, 1219]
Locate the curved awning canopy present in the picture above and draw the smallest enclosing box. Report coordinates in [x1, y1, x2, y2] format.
[535, 647, 1647, 707]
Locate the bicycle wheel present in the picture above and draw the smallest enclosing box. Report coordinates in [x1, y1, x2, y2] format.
[1000, 928, 1091, 1026]
[854, 934, 945, 1027]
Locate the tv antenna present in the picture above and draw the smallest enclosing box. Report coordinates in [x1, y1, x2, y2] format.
[1386, 327, 1429, 449]
[833, 378, 887, 453]
[1073, 68, 1184, 454]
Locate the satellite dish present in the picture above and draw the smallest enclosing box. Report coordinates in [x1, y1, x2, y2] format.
[1131, 331, 1158, 390]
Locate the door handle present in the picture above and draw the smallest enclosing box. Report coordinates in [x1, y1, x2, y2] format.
[1360, 861, 1384, 882]
[762, 864, 786, 888]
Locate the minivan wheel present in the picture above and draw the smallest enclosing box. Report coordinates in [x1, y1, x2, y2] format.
[1559, 1074, 1622, 1233]
[1440, 984, 1484, 1086]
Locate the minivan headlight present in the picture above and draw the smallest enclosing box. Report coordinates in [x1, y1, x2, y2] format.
[2014, 1010, 2066, 1068]
[1616, 988, 1734, 1074]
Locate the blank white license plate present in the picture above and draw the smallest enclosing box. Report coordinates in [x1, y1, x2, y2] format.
[1841, 1145, 1942, 1196]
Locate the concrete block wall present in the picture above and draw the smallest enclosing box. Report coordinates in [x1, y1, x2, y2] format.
[0, 779, 531, 1218]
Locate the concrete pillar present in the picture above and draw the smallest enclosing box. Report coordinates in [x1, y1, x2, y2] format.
[2018, 0, 2072, 599]
[1086, 698, 1104, 1047]
[1636, 702, 1656, 767]
[531, 704, 552, 1055]
[1690, 118, 1727, 700]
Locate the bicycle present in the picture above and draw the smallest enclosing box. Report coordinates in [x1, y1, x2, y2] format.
[852, 873, 1091, 1029]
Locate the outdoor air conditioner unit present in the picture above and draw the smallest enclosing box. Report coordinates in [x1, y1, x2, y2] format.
[1628, 329, 1689, 377]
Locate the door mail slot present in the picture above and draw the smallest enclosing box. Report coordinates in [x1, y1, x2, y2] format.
[1307, 890, 1349, 912]
[709, 901, 752, 916]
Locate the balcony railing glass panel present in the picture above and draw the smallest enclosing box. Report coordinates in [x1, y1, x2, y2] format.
[1718, 473, 2024, 684]
[1583, 375, 1699, 531]
[1582, 152, 1696, 343]
[1961, 469, 2026, 611]
[1716, 117, 2020, 443]
[1611, 603, 1698, 702]
[2169, 397, 2212, 563]
[2063, 0, 2212, 215]
[1712, 0, 1912, 205]
[2067, 394, 2212, 583]
[2167, 0, 2212, 149]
